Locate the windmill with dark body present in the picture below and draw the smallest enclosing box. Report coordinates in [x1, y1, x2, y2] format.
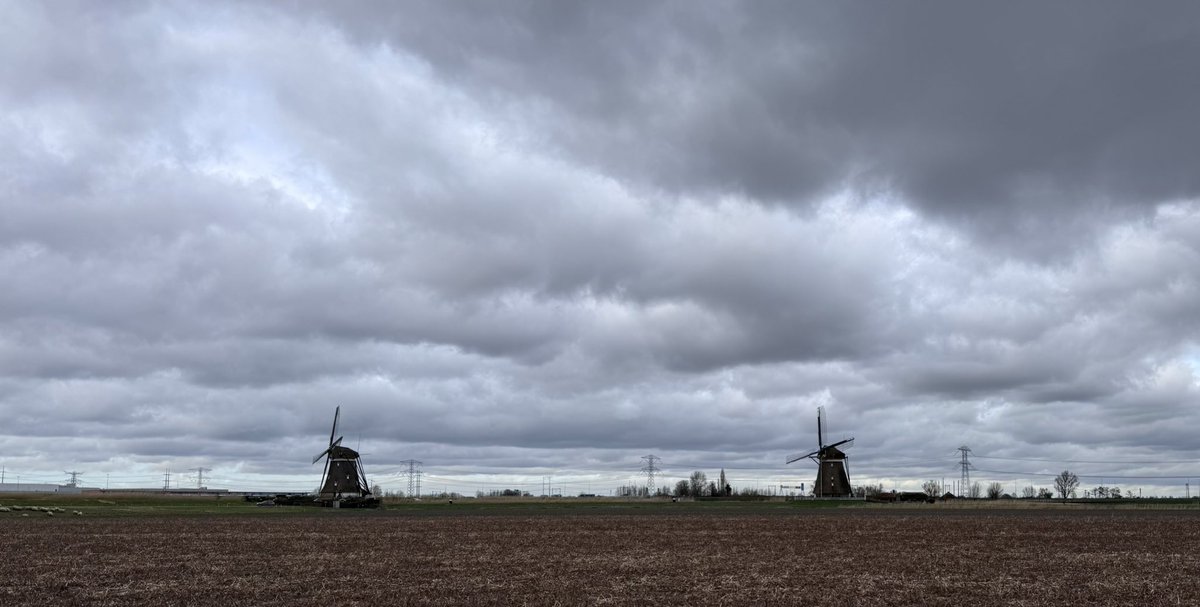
[787, 406, 855, 498]
[309, 406, 380, 508]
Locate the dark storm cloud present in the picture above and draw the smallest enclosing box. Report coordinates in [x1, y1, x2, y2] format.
[2, 1, 1199, 494]
[321, 0, 1200, 247]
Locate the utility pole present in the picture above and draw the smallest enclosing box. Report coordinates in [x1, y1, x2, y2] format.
[399, 460, 422, 498]
[640, 455, 661, 496]
[193, 467, 211, 489]
[64, 471, 82, 487]
[958, 446, 972, 497]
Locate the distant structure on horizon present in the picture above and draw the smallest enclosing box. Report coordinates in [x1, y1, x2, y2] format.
[786, 406, 855, 498]
[311, 406, 377, 507]
[0, 483, 83, 495]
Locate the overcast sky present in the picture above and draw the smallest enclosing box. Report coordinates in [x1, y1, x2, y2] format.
[2, 1, 1199, 496]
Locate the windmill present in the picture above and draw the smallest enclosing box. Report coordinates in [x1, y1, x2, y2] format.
[312, 406, 374, 504]
[786, 405, 855, 497]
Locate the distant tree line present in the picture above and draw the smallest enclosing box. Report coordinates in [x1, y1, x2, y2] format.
[477, 488, 532, 497]
[1086, 485, 1123, 499]
[378, 468, 1140, 501]
[635, 467, 1141, 502]
[900, 470, 1103, 501]
[669, 469, 735, 497]
[893, 479, 1055, 500]
[1020, 486, 1055, 499]
[616, 485, 662, 497]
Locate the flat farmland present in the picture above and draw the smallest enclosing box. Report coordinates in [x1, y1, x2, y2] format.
[2, 505, 1198, 606]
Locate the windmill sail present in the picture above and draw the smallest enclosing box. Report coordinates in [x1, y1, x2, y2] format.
[817, 405, 825, 448]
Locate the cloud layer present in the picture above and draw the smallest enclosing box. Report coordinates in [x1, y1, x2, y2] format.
[2, 1, 1198, 494]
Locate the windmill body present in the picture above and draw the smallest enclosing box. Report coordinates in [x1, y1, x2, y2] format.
[786, 406, 855, 498]
[317, 444, 372, 499]
[813, 444, 852, 497]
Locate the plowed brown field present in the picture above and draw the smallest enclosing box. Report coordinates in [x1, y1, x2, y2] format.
[2, 509, 1197, 606]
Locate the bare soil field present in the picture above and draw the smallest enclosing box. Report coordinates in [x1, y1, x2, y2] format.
[2, 507, 1197, 606]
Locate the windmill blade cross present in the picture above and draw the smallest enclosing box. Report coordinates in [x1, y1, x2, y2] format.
[328, 406, 341, 448]
[817, 405, 826, 447]
[828, 437, 855, 450]
[786, 450, 820, 465]
[312, 436, 343, 464]
[312, 447, 331, 465]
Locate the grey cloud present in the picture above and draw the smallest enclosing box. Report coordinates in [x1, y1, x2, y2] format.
[2, 1, 1200, 494]
[316, 1, 1200, 250]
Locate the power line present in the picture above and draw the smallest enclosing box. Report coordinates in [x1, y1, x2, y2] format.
[973, 454, 1196, 465]
[973, 467, 1200, 480]
[192, 467, 211, 489]
[958, 445, 972, 495]
[398, 460, 422, 497]
[640, 455, 661, 494]
[867, 459, 959, 469]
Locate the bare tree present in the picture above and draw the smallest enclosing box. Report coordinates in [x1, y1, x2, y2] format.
[967, 482, 983, 499]
[1020, 485, 1036, 499]
[922, 480, 941, 498]
[1054, 470, 1079, 500]
[859, 483, 884, 498]
[986, 482, 1003, 499]
[689, 471, 707, 497]
[674, 479, 690, 497]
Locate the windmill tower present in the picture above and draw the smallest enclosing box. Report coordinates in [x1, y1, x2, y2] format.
[786, 406, 855, 497]
[312, 406, 373, 502]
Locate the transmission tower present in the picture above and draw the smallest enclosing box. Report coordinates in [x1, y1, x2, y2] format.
[163, 470, 171, 490]
[64, 471, 83, 487]
[640, 455, 661, 495]
[193, 467, 212, 489]
[399, 460, 422, 498]
[958, 445, 972, 496]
